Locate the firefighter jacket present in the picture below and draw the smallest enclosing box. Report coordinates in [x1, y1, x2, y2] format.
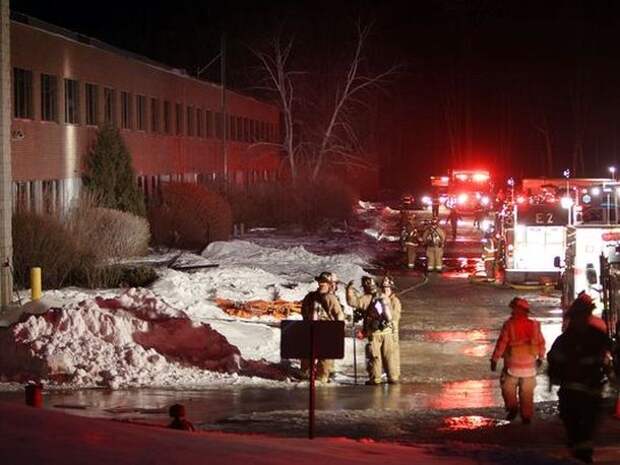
[400, 225, 419, 248]
[346, 286, 393, 336]
[301, 290, 345, 322]
[422, 225, 445, 248]
[385, 294, 401, 328]
[547, 325, 612, 392]
[483, 237, 497, 261]
[491, 307, 546, 377]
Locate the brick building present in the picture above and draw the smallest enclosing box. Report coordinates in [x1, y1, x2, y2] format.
[9, 13, 280, 213]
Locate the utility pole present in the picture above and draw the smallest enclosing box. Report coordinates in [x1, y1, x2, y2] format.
[220, 33, 228, 182]
[0, 0, 12, 307]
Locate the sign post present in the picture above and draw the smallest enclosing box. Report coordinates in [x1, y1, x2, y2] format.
[281, 320, 345, 439]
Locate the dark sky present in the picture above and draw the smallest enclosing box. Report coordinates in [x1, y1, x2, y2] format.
[11, 0, 620, 190]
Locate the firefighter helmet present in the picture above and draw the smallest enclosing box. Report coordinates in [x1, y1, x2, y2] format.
[380, 276, 396, 289]
[361, 276, 377, 293]
[315, 271, 335, 283]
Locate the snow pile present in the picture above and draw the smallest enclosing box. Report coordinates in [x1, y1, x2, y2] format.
[0, 290, 245, 388]
[0, 240, 368, 388]
[198, 240, 367, 303]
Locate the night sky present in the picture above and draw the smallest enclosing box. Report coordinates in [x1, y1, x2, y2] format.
[11, 0, 620, 191]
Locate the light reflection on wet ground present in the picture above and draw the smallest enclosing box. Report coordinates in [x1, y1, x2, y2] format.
[439, 415, 510, 431]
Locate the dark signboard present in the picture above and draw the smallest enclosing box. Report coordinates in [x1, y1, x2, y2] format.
[517, 204, 568, 226]
[280, 320, 345, 359]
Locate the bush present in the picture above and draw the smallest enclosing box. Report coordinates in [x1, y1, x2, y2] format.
[83, 124, 146, 217]
[13, 200, 152, 290]
[67, 198, 150, 260]
[149, 182, 233, 250]
[12, 212, 94, 289]
[74, 264, 158, 289]
[224, 178, 357, 229]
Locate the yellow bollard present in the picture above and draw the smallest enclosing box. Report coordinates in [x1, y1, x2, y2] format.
[30, 267, 41, 301]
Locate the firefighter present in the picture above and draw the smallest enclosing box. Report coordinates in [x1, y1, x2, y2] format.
[422, 217, 446, 272]
[346, 277, 398, 385]
[548, 297, 613, 463]
[380, 276, 402, 382]
[447, 208, 461, 241]
[490, 297, 546, 424]
[431, 195, 440, 218]
[301, 271, 345, 383]
[482, 230, 497, 281]
[400, 217, 419, 269]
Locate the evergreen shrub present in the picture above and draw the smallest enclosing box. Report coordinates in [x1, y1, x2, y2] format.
[83, 124, 146, 217]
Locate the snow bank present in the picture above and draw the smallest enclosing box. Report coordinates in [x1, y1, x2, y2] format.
[199, 240, 368, 303]
[0, 291, 244, 388]
[0, 240, 369, 388]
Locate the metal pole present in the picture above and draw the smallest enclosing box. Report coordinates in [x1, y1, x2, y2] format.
[220, 33, 228, 181]
[308, 322, 316, 440]
[352, 323, 357, 385]
[0, 0, 12, 307]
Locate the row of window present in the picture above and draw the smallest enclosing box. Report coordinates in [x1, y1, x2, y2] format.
[13, 67, 277, 143]
[13, 171, 279, 214]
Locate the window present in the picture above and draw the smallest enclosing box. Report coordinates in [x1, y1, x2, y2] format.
[236, 117, 243, 141]
[136, 95, 146, 130]
[85, 83, 98, 125]
[175, 103, 183, 135]
[215, 112, 224, 139]
[163, 101, 171, 134]
[186, 105, 194, 136]
[206, 110, 213, 137]
[249, 119, 256, 142]
[150, 98, 160, 133]
[196, 108, 204, 137]
[14, 68, 33, 119]
[40, 73, 58, 122]
[121, 91, 132, 129]
[64, 78, 80, 124]
[242, 118, 249, 142]
[229, 116, 237, 141]
[104, 88, 116, 126]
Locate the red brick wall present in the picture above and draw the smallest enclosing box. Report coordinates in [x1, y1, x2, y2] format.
[9, 20, 280, 183]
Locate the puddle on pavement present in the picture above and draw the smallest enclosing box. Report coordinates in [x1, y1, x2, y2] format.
[439, 415, 510, 431]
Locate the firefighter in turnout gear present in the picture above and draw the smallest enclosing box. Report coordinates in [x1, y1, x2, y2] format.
[422, 217, 446, 272]
[547, 297, 613, 463]
[482, 231, 497, 281]
[346, 277, 398, 385]
[400, 217, 420, 269]
[380, 276, 402, 381]
[490, 297, 546, 424]
[301, 271, 345, 383]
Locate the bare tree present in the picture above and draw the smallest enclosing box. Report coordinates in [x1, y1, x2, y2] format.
[251, 36, 302, 180]
[533, 111, 554, 176]
[252, 21, 397, 181]
[570, 69, 590, 176]
[310, 22, 398, 180]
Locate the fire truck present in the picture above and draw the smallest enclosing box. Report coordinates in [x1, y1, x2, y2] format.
[424, 169, 493, 214]
[504, 202, 568, 284]
[503, 177, 615, 285]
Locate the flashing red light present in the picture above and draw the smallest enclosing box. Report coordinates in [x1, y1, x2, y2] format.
[472, 173, 489, 182]
[457, 193, 469, 204]
[455, 173, 469, 181]
[516, 196, 525, 204]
